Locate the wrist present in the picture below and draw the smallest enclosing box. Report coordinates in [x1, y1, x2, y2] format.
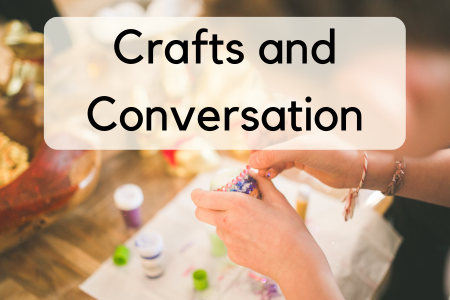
[363, 151, 395, 191]
[274, 233, 343, 299]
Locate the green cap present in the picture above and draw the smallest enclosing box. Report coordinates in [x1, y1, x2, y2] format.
[193, 269, 208, 291]
[113, 245, 130, 266]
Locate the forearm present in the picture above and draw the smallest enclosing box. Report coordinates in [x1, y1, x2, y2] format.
[277, 235, 344, 300]
[364, 150, 450, 207]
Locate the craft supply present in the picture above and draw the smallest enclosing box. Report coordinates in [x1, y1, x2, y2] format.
[209, 165, 261, 199]
[135, 231, 165, 278]
[114, 184, 143, 228]
[342, 151, 368, 221]
[295, 184, 311, 220]
[205, 224, 227, 257]
[209, 232, 227, 257]
[113, 245, 130, 266]
[193, 269, 209, 291]
[247, 272, 281, 300]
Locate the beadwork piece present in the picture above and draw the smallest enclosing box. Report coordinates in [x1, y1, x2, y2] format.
[247, 272, 281, 300]
[209, 165, 261, 199]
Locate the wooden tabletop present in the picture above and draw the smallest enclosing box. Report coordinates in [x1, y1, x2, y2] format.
[0, 150, 193, 300]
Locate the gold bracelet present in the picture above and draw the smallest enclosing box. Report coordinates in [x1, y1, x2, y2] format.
[383, 157, 405, 196]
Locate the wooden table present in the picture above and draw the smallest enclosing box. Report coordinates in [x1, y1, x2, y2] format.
[0, 150, 193, 300]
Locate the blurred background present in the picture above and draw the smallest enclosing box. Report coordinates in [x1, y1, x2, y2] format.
[0, 0, 449, 300]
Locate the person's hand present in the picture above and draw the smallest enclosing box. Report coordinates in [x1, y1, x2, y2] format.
[191, 172, 342, 299]
[249, 149, 364, 189]
[192, 172, 307, 279]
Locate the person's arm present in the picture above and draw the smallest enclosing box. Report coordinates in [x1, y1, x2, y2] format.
[191, 173, 344, 300]
[249, 149, 450, 208]
[276, 248, 343, 300]
[364, 150, 450, 207]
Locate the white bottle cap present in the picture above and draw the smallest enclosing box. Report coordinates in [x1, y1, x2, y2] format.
[114, 184, 144, 211]
[297, 184, 312, 202]
[135, 231, 164, 258]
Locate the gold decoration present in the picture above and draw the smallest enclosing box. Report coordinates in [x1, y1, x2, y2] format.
[3, 20, 44, 60]
[1, 20, 44, 99]
[0, 132, 29, 188]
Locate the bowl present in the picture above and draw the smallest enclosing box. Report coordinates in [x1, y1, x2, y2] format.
[0, 101, 101, 254]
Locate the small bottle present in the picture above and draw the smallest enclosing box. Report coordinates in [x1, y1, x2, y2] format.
[205, 224, 227, 257]
[135, 231, 165, 278]
[296, 184, 311, 220]
[114, 184, 143, 228]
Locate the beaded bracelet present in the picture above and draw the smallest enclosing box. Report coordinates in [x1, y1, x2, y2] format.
[342, 151, 368, 221]
[383, 158, 405, 196]
[215, 165, 252, 192]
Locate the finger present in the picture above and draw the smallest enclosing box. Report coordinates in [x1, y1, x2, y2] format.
[248, 136, 327, 170]
[266, 162, 295, 178]
[191, 188, 236, 211]
[257, 161, 292, 178]
[249, 171, 282, 200]
[250, 148, 343, 175]
[195, 207, 224, 226]
[250, 171, 292, 207]
[258, 168, 268, 177]
[249, 149, 304, 170]
[249, 135, 351, 170]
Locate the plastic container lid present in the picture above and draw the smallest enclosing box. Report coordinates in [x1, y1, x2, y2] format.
[114, 184, 144, 211]
[113, 244, 130, 266]
[135, 231, 164, 258]
[193, 269, 209, 291]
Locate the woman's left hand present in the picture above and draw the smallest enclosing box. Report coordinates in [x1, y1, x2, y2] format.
[191, 172, 341, 300]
